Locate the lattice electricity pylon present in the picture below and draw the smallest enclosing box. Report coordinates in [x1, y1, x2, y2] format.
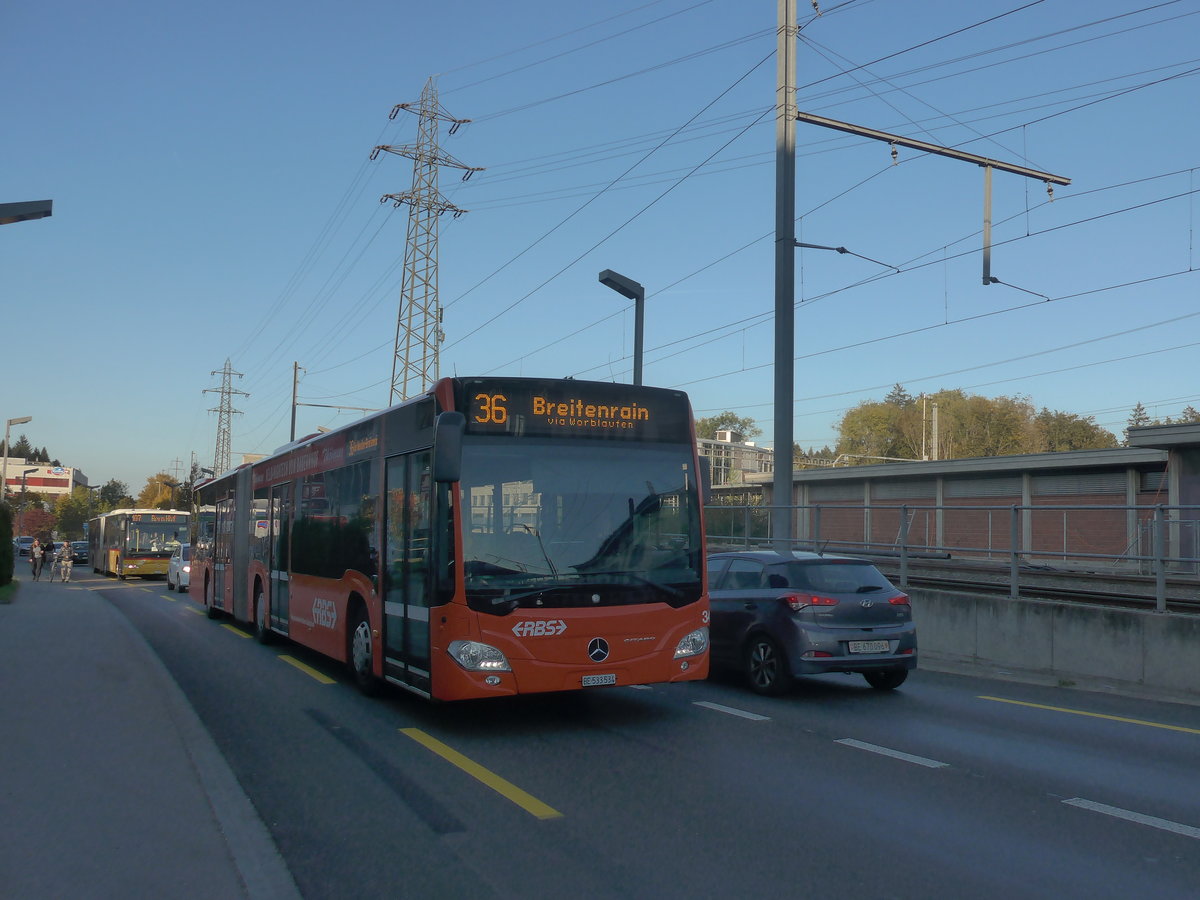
[204, 358, 247, 475]
[370, 76, 483, 403]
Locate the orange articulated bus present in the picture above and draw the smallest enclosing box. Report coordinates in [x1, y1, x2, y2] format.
[193, 376, 710, 701]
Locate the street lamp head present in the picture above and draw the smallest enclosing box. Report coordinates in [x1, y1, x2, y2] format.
[6, 416, 32, 427]
[598, 269, 643, 301]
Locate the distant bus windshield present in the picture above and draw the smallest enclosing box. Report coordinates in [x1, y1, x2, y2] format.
[126, 514, 188, 554]
[460, 438, 702, 613]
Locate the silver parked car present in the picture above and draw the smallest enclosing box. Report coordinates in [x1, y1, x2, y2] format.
[708, 550, 917, 695]
[167, 543, 191, 592]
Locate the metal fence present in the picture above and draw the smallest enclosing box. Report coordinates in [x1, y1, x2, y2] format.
[704, 503, 1200, 611]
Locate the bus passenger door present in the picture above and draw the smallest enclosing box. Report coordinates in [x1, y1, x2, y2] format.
[213, 498, 232, 611]
[383, 451, 433, 695]
[269, 483, 291, 634]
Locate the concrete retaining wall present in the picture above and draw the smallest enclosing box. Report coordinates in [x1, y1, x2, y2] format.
[910, 588, 1200, 702]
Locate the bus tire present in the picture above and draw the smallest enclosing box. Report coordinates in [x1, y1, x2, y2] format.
[254, 587, 272, 645]
[204, 576, 219, 620]
[348, 605, 379, 696]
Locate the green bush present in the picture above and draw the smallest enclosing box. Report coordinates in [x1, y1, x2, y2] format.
[0, 503, 13, 586]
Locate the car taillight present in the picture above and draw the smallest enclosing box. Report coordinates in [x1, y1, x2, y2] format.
[782, 594, 839, 611]
[888, 593, 910, 605]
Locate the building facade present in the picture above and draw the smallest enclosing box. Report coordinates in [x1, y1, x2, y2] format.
[697, 429, 773, 487]
[1, 457, 88, 501]
[727, 423, 1200, 566]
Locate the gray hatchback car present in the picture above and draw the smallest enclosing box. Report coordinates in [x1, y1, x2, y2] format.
[708, 550, 917, 695]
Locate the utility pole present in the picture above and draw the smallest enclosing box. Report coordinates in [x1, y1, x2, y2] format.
[772, 0, 797, 551]
[290, 361, 304, 442]
[204, 359, 248, 476]
[371, 77, 484, 404]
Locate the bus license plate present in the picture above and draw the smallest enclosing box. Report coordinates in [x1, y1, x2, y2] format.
[582, 673, 617, 687]
[848, 640, 890, 654]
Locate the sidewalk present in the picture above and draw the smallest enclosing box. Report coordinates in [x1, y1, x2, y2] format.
[0, 573, 300, 899]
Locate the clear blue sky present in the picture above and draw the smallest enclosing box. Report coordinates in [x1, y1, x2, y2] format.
[4, 0, 1198, 492]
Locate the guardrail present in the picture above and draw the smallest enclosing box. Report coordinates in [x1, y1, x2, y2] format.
[704, 503, 1200, 613]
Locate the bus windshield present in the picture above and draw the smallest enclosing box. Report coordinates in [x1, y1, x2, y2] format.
[459, 438, 702, 613]
[126, 517, 187, 555]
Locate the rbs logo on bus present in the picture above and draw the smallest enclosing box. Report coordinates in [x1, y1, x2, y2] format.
[312, 597, 338, 629]
[512, 619, 567, 637]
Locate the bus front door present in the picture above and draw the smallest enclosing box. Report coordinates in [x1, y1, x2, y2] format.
[269, 483, 291, 634]
[383, 451, 433, 695]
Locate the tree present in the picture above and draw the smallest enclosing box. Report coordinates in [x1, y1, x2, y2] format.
[1179, 406, 1200, 423]
[18, 505, 55, 541]
[54, 487, 95, 540]
[137, 473, 182, 509]
[836, 387, 1117, 462]
[9, 434, 33, 459]
[99, 479, 132, 509]
[836, 400, 908, 462]
[695, 412, 761, 441]
[884, 383, 914, 407]
[1033, 409, 1117, 452]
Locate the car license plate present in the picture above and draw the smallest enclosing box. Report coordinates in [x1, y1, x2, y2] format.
[582, 673, 617, 687]
[848, 640, 890, 654]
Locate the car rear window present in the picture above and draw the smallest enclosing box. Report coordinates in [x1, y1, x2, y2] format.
[767, 561, 889, 593]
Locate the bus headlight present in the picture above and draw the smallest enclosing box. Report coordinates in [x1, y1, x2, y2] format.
[448, 640, 512, 672]
[673, 627, 709, 659]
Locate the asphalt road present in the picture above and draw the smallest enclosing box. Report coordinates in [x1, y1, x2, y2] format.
[95, 572, 1200, 900]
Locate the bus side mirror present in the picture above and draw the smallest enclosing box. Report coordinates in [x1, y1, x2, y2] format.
[433, 412, 466, 483]
[699, 456, 712, 504]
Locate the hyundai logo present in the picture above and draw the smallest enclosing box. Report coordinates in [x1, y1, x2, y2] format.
[588, 638, 610, 662]
[860, 599, 875, 608]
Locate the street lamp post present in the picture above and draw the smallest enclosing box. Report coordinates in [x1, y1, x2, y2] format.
[2, 415, 33, 505]
[16, 467, 37, 536]
[598, 269, 645, 386]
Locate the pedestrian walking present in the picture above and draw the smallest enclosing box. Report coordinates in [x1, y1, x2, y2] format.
[59, 542, 73, 583]
[30, 540, 43, 581]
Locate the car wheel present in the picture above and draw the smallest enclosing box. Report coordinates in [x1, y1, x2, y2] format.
[349, 607, 378, 695]
[167, 575, 175, 592]
[254, 587, 272, 645]
[864, 668, 908, 691]
[744, 634, 792, 696]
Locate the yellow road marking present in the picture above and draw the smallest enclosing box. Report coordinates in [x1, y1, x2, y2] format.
[979, 696, 1200, 735]
[279, 655, 336, 684]
[161, 594, 177, 602]
[185, 606, 204, 615]
[221, 624, 251, 639]
[401, 728, 563, 820]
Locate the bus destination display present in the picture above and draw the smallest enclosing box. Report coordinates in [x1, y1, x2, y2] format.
[459, 378, 691, 441]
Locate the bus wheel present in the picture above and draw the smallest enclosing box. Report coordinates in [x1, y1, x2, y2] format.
[349, 608, 378, 695]
[254, 588, 272, 645]
[204, 577, 219, 620]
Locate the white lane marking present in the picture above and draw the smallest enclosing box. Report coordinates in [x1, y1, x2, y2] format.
[628, 684, 653, 690]
[693, 701, 770, 721]
[836, 738, 949, 768]
[1064, 798, 1200, 840]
